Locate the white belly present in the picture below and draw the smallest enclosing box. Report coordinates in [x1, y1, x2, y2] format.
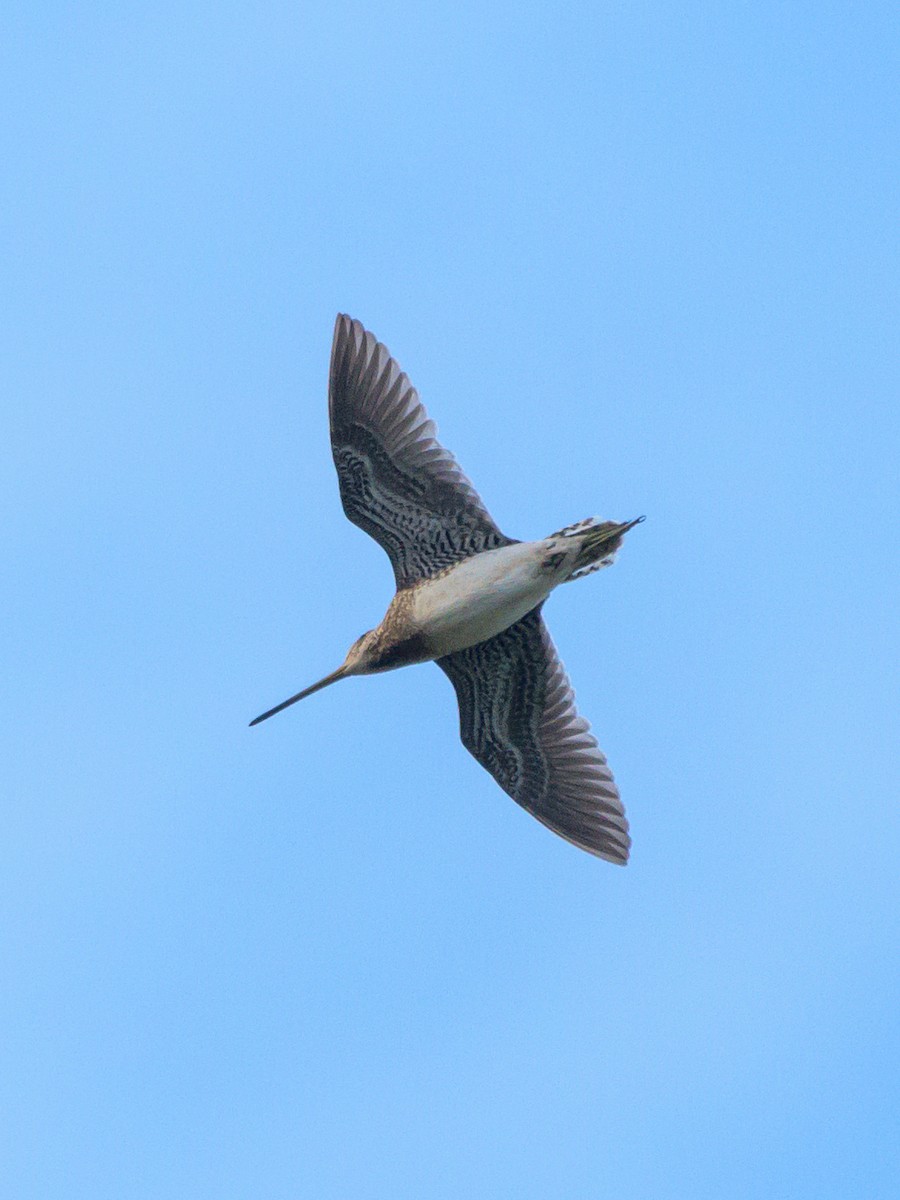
[412, 542, 554, 657]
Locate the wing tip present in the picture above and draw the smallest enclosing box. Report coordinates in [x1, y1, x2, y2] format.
[594, 843, 631, 866]
[556, 821, 631, 864]
[332, 311, 351, 347]
[331, 312, 368, 364]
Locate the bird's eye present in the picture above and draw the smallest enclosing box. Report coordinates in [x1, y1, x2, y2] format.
[542, 552, 565, 571]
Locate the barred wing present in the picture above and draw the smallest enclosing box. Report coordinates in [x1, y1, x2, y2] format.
[329, 315, 513, 588]
[437, 609, 631, 863]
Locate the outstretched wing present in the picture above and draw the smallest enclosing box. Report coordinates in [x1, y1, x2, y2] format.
[329, 314, 513, 588]
[437, 609, 631, 863]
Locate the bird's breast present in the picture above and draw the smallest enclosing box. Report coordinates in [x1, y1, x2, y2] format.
[412, 542, 555, 658]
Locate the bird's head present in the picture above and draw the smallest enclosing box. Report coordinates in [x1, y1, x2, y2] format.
[341, 629, 378, 675]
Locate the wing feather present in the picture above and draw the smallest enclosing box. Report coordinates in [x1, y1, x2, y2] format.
[437, 610, 630, 863]
[329, 315, 513, 588]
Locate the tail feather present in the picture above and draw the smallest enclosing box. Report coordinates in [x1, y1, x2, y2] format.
[550, 516, 604, 538]
[550, 516, 645, 583]
[566, 558, 611, 583]
[570, 521, 627, 573]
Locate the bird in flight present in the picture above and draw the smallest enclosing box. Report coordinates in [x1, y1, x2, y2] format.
[251, 315, 643, 863]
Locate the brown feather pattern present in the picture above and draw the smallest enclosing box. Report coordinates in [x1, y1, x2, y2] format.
[438, 609, 630, 863]
[329, 314, 513, 588]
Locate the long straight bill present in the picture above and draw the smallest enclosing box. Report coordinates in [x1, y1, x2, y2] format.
[249, 667, 346, 726]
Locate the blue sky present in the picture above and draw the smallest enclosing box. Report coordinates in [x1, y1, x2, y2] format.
[3, 3, 898, 1196]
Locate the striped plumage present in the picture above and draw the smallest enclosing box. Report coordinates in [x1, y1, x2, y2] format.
[252, 314, 641, 864]
[329, 315, 513, 588]
[437, 610, 630, 863]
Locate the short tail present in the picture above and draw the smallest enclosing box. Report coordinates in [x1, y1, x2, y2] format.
[551, 516, 645, 582]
